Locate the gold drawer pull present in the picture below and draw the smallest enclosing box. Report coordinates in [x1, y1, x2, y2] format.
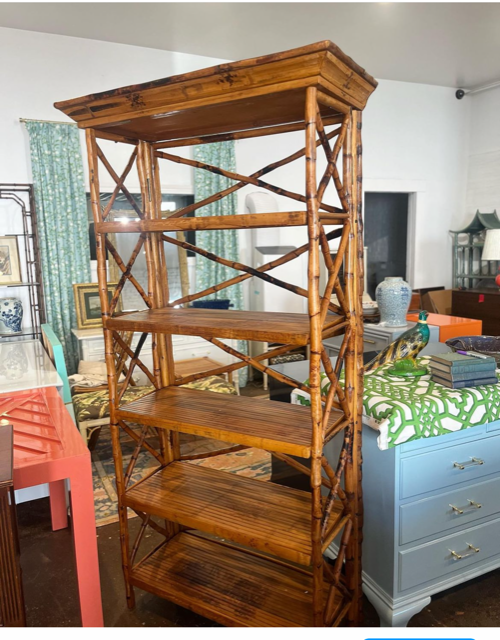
[450, 543, 480, 560]
[453, 457, 484, 470]
[449, 504, 464, 514]
[449, 499, 483, 515]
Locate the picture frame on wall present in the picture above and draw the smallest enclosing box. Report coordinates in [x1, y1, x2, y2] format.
[73, 282, 122, 329]
[0, 236, 22, 285]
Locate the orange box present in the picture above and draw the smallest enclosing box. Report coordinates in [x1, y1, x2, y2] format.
[406, 312, 482, 342]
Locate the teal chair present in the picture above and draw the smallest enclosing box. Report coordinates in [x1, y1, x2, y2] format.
[41, 324, 76, 423]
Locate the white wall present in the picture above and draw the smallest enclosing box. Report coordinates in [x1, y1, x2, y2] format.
[461, 86, 500, 230]
[0, 26, 225, 191]
[237, 79, 471, 293]
[1, 27, 471, 299]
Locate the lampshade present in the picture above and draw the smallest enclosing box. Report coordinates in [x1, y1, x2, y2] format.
[482, 229, 500, 260]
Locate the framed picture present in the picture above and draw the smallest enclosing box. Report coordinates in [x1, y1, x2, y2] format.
[73, 282, 122, 329]
[0, 236, 22, 285]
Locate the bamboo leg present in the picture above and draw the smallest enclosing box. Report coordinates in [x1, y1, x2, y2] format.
[137, 141, 180, 541]
[86, 129, 135, 609]
[343, 110, 364, 626]
[305, 86, 324, 627]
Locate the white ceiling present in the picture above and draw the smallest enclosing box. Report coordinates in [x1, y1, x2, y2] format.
[1, 2, 499, 89]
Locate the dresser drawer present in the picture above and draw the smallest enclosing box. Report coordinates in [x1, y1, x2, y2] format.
[400, 434, 500, 499]
[399, 516, 500, 592]
[400, 476, 500, 545]
[487, 420, 500, 434]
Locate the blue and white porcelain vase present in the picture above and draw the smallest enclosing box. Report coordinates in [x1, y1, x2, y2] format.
[0, 298, 23, 334]
[375, 277, 411, 327]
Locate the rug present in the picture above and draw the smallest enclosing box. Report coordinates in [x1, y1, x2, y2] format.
[92, 429, 272, 527]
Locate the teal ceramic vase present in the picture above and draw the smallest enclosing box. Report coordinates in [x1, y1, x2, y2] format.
[375, 277, 411, 327]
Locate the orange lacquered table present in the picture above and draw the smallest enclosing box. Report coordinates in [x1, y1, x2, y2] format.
[0, 386, 103, 627]
[406, 312, 482, 342]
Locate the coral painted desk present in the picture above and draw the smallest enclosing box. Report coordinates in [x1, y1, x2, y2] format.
[406, 312, 482, 342]
[0, 386, 103, 627]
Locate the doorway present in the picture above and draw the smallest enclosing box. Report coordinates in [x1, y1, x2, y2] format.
[364, 192, 409, 299]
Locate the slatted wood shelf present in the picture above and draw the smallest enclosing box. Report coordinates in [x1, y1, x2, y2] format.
[117, 386, 343, 457]
[124, 461, 344, 565]
[131, 531, 347, 627]
[95, 211, 347, 233]
[106, 308, 311, 345]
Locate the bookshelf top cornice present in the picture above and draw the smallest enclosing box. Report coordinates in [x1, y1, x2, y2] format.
[55, 40, 377, 144]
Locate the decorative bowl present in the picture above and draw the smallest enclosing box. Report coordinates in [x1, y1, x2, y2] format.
[362, 301, 378, 316]
[445, 335, 500, 365]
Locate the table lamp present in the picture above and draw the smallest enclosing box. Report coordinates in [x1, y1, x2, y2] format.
[482, 229, 500, 287]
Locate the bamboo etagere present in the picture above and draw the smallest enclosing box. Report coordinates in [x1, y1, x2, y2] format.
[56, 41, 376, 627]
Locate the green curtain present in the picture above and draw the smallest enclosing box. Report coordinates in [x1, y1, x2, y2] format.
[25, 122, 91, 374]
[194, 141, 248, 386]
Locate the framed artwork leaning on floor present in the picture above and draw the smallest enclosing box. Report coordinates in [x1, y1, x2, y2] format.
[73, 282, 122, 329]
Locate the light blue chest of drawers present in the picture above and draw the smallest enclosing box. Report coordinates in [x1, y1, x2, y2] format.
[326, 418, 500, 626]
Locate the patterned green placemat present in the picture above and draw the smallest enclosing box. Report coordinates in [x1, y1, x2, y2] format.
[292, 357, 500, 450]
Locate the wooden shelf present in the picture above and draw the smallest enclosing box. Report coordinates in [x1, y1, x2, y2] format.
[131, 532, 346, 627]
[117, 386, 343, 457]
[106, 308, 311, 345]
[124, 461, 344, 565]
[95, 211, 347, 233]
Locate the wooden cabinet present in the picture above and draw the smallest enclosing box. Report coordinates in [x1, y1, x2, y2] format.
[452, 289, 500, 335]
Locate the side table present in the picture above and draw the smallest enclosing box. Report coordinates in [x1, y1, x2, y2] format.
[0, 387, 103, 627]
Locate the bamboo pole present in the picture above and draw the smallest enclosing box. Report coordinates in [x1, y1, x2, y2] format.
[112, 332, 157, 386]
[305, 86, 324, 627]
[108, 234, 150, 313]
[174, 341, 298, 386]
[269, 452, 332, 489]
[155, 150, 343, 215]
[137, 141, 179, 467]
[105, 237, 152, 308]
[96, 145, 143, 217]
[102, 148, 138, 219]
[208, 337, 311, 394]
[165, 228, 343, 310]
[342, 110, 364, 626]
[86, 128, 135, 609]
[157, 126, 342, 220]
[317, 114, 349, 205]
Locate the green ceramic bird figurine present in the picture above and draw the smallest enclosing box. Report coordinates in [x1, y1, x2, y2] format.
[365, 310, 430, 373]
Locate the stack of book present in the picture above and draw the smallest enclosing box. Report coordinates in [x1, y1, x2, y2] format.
[429, 353, 499, 389]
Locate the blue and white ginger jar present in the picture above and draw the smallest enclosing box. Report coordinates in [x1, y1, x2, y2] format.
[0, 298, 23, 334]
[375, 277, 411, 328]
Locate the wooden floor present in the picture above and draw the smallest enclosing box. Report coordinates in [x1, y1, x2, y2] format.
[106, 308, 312, 345]
[116, 386, 343, 457]
[131, 532, 345, 627]
[124, 461, 344, 565]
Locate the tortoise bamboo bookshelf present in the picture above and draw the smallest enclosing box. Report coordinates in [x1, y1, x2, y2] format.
[56, 41, 377, 627]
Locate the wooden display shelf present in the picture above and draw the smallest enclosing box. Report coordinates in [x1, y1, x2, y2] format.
[124, 461, 345, 565]
[131, 532, 347, 627]
[117, 386, 343, 457]
[59, 38, 375, 626]
[106, 308, 311, 345]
